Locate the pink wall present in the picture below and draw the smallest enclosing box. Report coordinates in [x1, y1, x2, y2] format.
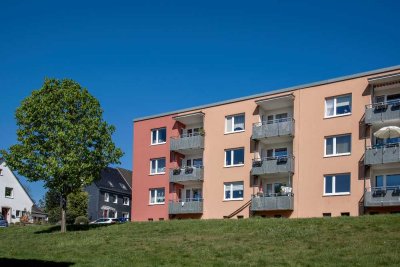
[132, 115, 179, 221]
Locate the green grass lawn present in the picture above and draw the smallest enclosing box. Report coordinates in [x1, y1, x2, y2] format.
[1, 215, 399, 266]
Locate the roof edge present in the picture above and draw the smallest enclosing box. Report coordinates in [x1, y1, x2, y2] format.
[133, 65, 400, 122]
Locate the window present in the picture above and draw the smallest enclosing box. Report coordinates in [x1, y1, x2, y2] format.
[375, 174, 400, 188]
[149, 188, 165, 204]
[113, 195, 118, 203]
[324, 174, 351, 196]
[325, 135, 351, 156]
[5, 187, 13, 198]
[225, 114, 245, 133]
[16, 210, 21, 217]
[323, 213, 331, 217]
[341, 212, 350, 216]
[104, 192, 109, 202]
[119, 183, 127, 190]
[0, 168, 3, 175]
[225, 148, 245, 167]
[108, 181, 114, 187]
[123, 197, 129, 206]
[263, 113, 288, 124]
[150, 158, 166, 174]
[224, 182, 244, 200]
[265, 148, 288, 159]
[151, 128, 166, 145]
[325, 94, 352, 117]
[122, 212, 129, 219]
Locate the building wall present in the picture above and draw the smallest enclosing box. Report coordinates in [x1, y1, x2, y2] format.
[132, 115, 179, 221]
[132, 67, 400, 221]
[86, 184, 99, 221]
[0, 162, 34, 223]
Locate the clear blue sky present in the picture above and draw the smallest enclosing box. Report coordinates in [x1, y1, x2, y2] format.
[1, 0, 399, 202]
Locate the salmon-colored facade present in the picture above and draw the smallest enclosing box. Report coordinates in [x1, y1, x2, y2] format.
[132, 66, 400, 221]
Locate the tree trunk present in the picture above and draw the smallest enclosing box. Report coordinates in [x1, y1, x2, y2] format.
[60, 195, 67, 233]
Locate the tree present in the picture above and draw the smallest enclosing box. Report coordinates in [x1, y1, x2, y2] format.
[1, 79, 123, 232]
[66, 191, 88, 224]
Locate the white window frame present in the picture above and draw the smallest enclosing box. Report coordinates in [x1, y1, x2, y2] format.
[123, 197, 129, 206]
[113, 194, 118, 204]
[122, 212, 129, 219]
[323, 174, 351, 196]
[5, 187, 14, 198]
[224, 148, 245, 167]
[225, 113, 245, 134]
[151, 127, 167, 145]
[104, 192, 109, 202]
[325, 94, 352, 118]
[324, 134, 351, 157]
[224, 182, 244, 201]
[149, 188, 165, 205]
[150, 158, 166, 175]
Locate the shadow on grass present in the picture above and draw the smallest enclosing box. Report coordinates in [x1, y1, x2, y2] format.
[34, 224, 110, 234]
[0, 258, 74, 266]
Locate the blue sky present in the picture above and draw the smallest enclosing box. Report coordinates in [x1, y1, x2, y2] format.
[1, 0, 399, 202]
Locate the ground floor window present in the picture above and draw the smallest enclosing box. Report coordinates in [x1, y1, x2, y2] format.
[324, 173, 350, 196]
[149, 188, 165, 204]
[122, 212, 129, 219]
[224, 182, 244, 200]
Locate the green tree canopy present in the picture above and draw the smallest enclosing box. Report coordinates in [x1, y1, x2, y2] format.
[1, 78, 123, 232]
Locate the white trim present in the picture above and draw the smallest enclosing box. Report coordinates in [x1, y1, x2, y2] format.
[324, 134, 351, 157]
[104, 192, 109, 202]
[224, 164, 244, 168]
[224, 130, 245, 135]
[224, 148, 245, 167]
[150, 158, 166, 175]
[113, 194, 118, 204]
[225, 113, 245, 134]
[123, 197, 129, 206]
[324, 94, 352, 118]
[149, 188, 165, 205]
[324, 113, 352, 119]
[151, 128, 167, 145]
[323, 174, 351, 196]
[223, 182, 244, 201]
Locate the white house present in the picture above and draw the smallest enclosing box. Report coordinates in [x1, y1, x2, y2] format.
[0, 159, 35, 223]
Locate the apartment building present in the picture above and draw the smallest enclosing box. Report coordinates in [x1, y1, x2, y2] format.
[132, 66, 400, 221]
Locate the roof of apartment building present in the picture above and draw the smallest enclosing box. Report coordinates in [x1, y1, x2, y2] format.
[94, 167, 132, 195]
[134, 65, 400, 122]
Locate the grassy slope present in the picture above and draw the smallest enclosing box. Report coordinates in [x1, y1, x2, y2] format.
[1, 215, 399, 266]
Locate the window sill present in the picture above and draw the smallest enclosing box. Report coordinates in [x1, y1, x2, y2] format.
[123, 204, 129, 206]
[324, 153, 351, 158]
[149, 172, 166, 176]
[104, 200, 109, 202]
[323, 193, 350, 197]
[224, 130, 245, 135]
[324, 113, 351, 119]
[223, 198, 244, 202]
[224, 164, 245, 168]
[150, 142, 166, 146]
[149, 203, 165, 206]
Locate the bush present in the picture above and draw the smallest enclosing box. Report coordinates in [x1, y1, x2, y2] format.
[74, 216, 89, 225]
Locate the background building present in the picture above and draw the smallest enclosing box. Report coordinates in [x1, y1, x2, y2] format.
[86, 167, 132, 221]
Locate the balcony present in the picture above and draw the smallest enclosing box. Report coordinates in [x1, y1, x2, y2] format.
[169, 199, 203, 214]
[169, 167, 204, 183]
[365, 101, 400, 125]
[364, 143, 400, 165]
[251, 156, 294, 175]
[252, 118, 294, 141]
[251, 193, 294, 211]
[170, 133, 204, 153]
[364, 187, 400, 207]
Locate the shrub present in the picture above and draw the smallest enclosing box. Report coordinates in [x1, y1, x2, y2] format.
[74, 216, 89, 225]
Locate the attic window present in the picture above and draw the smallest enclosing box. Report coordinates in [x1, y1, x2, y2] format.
[119, 183, 127, 190]
[108, 181, 114, 187]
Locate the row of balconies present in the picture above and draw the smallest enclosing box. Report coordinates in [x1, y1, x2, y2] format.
[168, 195, 295, 214]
